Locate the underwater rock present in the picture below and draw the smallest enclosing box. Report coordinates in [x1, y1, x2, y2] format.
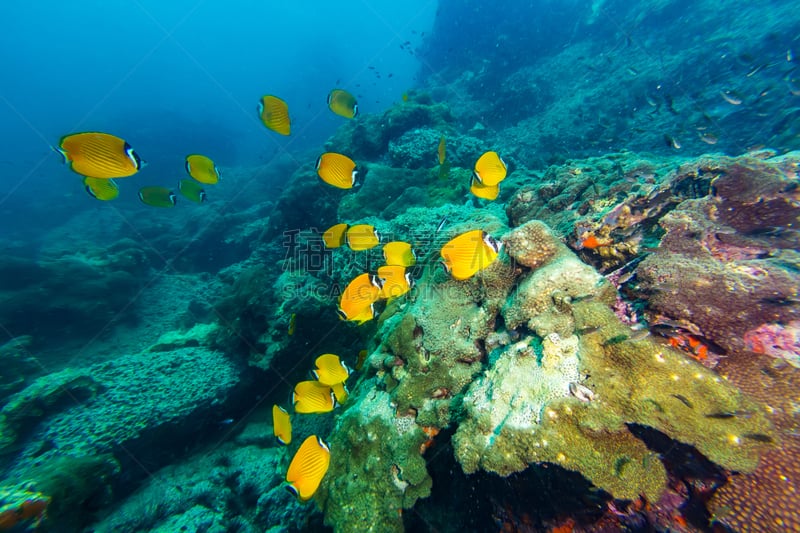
[0, 252, 143, 347]
[387, 128, 484, 170]
[325, 113, 386, 161]
[0, 336, 40, 399]
[337, 165, 431, 220]
[388, 128, 445, 169]
[325, 100, 454, 162]
[0, 368, 102, 455]
[148, 323, 220, 353]
[2, 346, 239, 482]
[90, 442, 309, 532]
[213, 260, 288, 370]
[265, 161, 341, 241]
[336, 163, 466, 221]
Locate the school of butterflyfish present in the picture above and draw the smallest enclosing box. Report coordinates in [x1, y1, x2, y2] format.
[269, 353, 353, 500]
[59, 85, 509, 502]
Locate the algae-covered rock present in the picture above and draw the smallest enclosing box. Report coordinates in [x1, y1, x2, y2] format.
[0, 368, 102, 454]
[1, 346, 240, 484]
[337, 164, 465, 221]
[326, 101, 454, 162]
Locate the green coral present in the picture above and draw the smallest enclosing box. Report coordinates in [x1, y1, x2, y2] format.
[319, 389, 431, 533]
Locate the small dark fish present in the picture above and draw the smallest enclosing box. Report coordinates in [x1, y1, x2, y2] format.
[617, 271, 636, 285]
[760, 366, 779, 378]
[664, 94, 679, 114]
[705, 412, 735, 419]
[435, 216, 448, 234]
[602, 334, 629, 346]
[746, 64, 764, 77]
[614, 456, 631, 476]
[218, 418, 235, 426]
[626, 328, 650, 342]
[569, 382, 596, 402]
[698, 131, 718, 145]
[705, 410, 754, 420]
[742, 433, 774, 443]
[671, 394, 694, 409]
[664, 133, 681, 150]
[720, 89, 743, 105]
[760, 296, 800, 306]
[644, 398, 665, 413]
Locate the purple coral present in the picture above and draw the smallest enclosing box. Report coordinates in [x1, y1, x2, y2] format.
[744, 321, 800, 367]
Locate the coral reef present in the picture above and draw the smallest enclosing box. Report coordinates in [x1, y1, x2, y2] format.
[707, 354, 800, 531]
[504, 154, 674, 237]
[633, 155, 800, 357]
[316, 218, 773, 531]
[454, 221, 772, 502]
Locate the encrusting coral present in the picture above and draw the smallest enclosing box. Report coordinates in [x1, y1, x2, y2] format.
[314, 217, 774, 532]
[455, 220, 772, 501]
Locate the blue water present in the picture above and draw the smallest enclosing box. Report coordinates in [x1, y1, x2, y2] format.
[1, 0, 799, 531]
[0, 0, 435, 237]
